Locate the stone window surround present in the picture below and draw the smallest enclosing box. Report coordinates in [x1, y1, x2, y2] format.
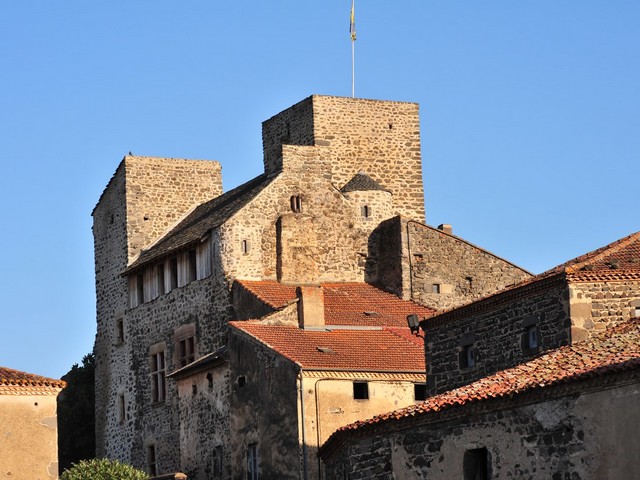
[458, 332, 476, 370]
[521, 314, 541, 356]
[174, 323, 197, 368]
[149, 342, 167, 404]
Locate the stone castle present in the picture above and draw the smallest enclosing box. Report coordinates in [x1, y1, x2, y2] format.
[92, 95, 531, 478]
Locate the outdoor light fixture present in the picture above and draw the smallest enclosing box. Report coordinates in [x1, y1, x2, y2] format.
[407, 314, 423, 336]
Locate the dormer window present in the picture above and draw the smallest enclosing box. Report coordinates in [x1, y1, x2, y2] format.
[290, 195, 302, 213]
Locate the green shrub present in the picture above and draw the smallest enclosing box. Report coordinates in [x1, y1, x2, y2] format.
[60, 458, 148, 480]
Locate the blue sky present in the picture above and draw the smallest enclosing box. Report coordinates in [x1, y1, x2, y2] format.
[1, 2, 638, 379]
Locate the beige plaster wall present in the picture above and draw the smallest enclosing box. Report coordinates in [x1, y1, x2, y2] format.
[0, 394, 60, 479]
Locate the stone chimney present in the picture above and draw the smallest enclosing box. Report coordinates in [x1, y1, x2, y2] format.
[437, 224, 453, 235]
[296, 285, 325, 329]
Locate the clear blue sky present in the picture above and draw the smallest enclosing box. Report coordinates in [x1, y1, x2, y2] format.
[1, 2, 638, 379]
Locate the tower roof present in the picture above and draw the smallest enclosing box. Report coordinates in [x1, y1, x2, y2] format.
[340, 172, 389, 193]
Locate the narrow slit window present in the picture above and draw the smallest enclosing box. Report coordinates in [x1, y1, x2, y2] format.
[116, 318, 124, 344]
[147, 445, 157, 477]
[361, 205, 371, 218]
[290, 195, 302, 213]
[241, 239, 250, 254]
[118, 394, 125, 424]
[459, 345, 475, 369]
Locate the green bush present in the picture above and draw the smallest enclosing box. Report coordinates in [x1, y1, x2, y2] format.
[60, 458, 148, 480]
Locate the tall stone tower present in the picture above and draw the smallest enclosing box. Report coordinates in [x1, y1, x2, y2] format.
[262, 95, 425, 222]
[92, 156, 221, 457]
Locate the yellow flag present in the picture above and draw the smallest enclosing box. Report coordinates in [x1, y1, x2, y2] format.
[350, 0, 356, 41]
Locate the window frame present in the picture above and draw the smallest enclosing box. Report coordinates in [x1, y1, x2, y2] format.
[149, 345, 167, 404]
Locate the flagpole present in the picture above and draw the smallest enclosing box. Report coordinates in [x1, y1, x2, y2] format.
[350, 0, 356, 98]
[352, 38, 355, 98]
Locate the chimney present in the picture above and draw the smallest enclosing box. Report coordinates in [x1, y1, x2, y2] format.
[296, 285, 325, 329]
[437, 224, 452, 235]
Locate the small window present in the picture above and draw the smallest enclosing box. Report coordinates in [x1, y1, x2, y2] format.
[290, 195, 302, 213]
[238, 376, 247, 388]
[634, 306, 640, 318]
[431, 283, 441, 294]
[241, 239, 250, 254]
[188, 249, 197, 282]
[156, 264, 165, 295]
[527, 325, 538, 349]
[459, 345, 475, 369]
[150, 351, 166, 403]
[147, 445, 157, 477]
[179, 336, 195, 367]
[361, 205, 371, 218]
[116, 318, 124, 344]
[136, 272, 144, 305]
[463, 447, 490, 480]
[247, 443, 259, 480]
[169, 257, 178, 290]
[414, 383, 427, 401]
[353, 381, 369, 400]
[118, 394, 125, 424]
[213, 445, 223, 477]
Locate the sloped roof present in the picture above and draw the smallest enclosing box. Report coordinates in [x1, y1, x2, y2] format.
[424, 231, 640, 329]
[231, 322, 425, 372]
[340, 172, 389, 193]
[235, 280, 436, 327]
[126, 174, 274, 272]
[546, 231, 640, 280]
[322, 319, 640, 453]
[0, 367, 66, 395]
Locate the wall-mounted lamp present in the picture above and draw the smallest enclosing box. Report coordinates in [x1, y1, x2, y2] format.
[407, 314, 424, 337]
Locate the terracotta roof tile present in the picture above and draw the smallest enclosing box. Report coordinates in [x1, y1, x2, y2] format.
[327, 319, 640, 438]
[236, 280, 436, 327]
[0, 367, 66, 395]
[231, 322, 425, 372]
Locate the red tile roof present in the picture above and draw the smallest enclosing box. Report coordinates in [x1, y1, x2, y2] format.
[230, 322, 426, 372]
[323, 319, 640, 447]
[424, 231, 640, 329]
[0, 367, 66, 395]
[236, 280, 436, 327]
[546, 231, 640, 276]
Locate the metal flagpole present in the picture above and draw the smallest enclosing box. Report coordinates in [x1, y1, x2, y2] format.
[350, 0, 356, 98]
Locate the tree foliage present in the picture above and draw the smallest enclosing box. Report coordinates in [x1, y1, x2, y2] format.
[58, 352, 96, 473]
[60, 458, 148, 480]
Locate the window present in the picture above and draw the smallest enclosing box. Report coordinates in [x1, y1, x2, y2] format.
[147, 445, 157, 477]
[212, 445, 223, 478]
[290, 195, 302, 213]
[247, 443, 259, 480]
[188, 249, 197, 283]
[116, 318, 124, 344]
[241, 239, 250, 254]
[414, 383, 427, 401]
[636, 306, 640, 318]
[526, 325, 538, 349]
[353, 381, 369, 400]
[118, 394, 125, 424]
[169, 257, 178, 290]
[179, 336, 195, 367]
[463, 447, 490, 480]
[136, 273, 144, 305]
[431, 283, 441, 294]
[521, 315, 540, 356]
[238, 376, 247, 388]
[361, 205, 371, 218]
[156, 264, 165, 295]
[150, 350, 166, 403]
[460, 344, 475, 369]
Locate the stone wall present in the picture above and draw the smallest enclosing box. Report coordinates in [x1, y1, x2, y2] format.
[569, 279, 640, 342]
[424, 279, 570, 396]
[92, 156, 225, 465]
[366, 217, 531, 309]
[262, 95, 425, 222]
[323, 379, 640, 479]
[229, 329, 302, 479]
[175, 365, 230, 480]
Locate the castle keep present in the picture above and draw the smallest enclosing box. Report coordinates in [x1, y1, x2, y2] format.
[92, 95, 530, 478]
